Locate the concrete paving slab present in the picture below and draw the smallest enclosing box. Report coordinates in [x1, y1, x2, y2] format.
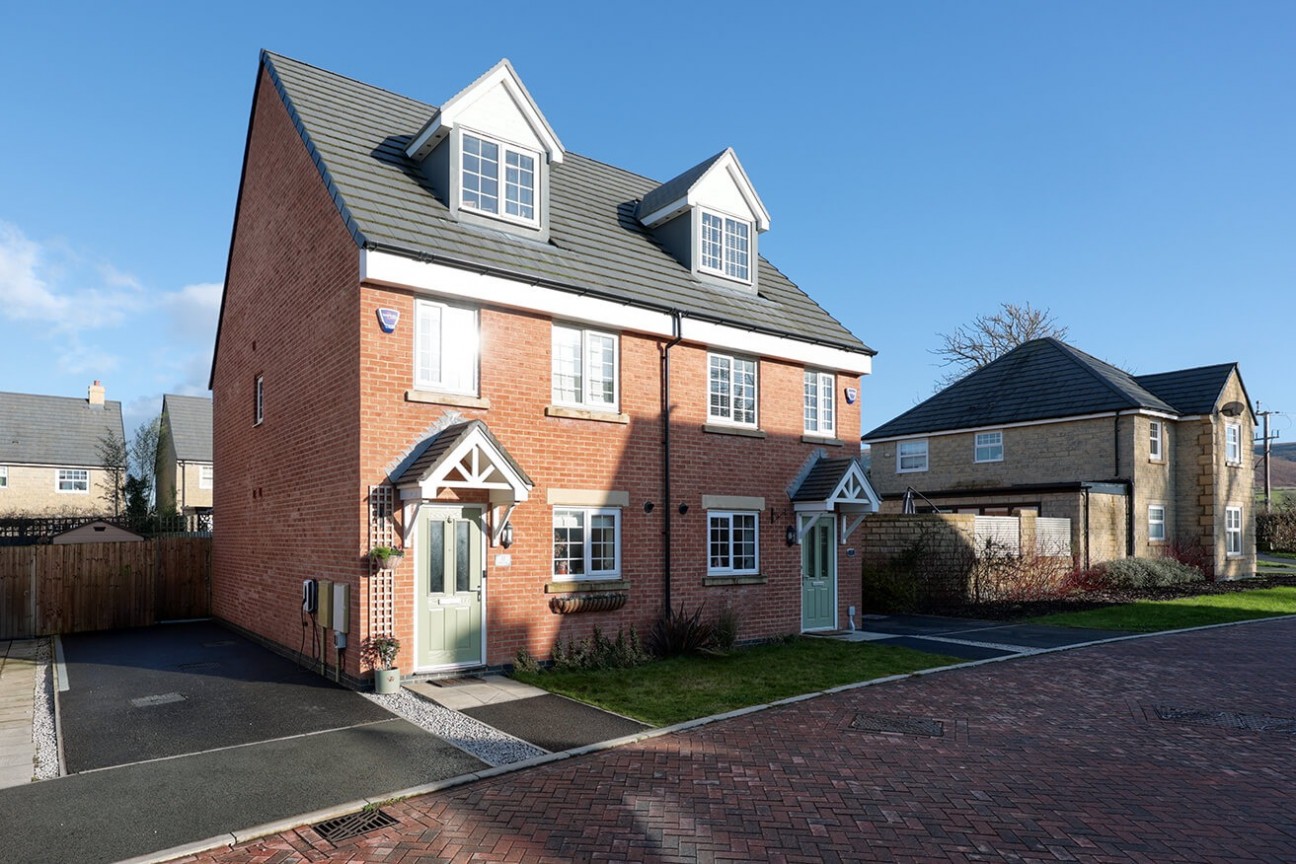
[406, 674, 546, 710]
[870, 634, 1018, 660]
[460, 693, 651, 752]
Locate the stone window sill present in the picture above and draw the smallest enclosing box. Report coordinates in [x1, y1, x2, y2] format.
[545, 578, 630, 594]
[406, 390, 491, 410]
[703, 424, 766, 439]
[544, 405, 629, 424]
[702, 574, 767, 587]
[801, 435, 844, 447]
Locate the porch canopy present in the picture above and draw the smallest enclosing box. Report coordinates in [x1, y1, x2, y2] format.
[390, 420, 533, 545]
[790, 457, 880, 543]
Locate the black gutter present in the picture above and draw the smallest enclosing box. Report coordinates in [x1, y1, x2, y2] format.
[660, 312, 683, 613]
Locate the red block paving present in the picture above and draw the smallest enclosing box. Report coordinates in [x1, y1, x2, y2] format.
[185, 619, 1296, 863]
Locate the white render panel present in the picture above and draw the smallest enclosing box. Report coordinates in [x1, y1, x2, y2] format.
[693, 168, 757, 222]
[457, 83, 544, 151]
[361, 251, 873, 375]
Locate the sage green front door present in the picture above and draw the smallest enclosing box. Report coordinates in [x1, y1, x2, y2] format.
[417, 506, 484, 668]
[801, 515, 836, 631]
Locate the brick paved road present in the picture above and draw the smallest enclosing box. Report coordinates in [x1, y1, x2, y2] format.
[185, 618, 1296, 863]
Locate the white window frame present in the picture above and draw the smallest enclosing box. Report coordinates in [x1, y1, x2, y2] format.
[0, 465, 7, 489]
[552, 507, 621, 579]
[1148, 504, 1166, 543]
[707, 510, 760, 576]
[1225, 422, 1241, 465]
[57, 469, 89, 494]
[253, 376, 264, 426]
[413, 299, 479, 396]
[1225, 506, 1243, 557]
[974, 431, 1003, 463]
[1149, 421, 1163, 461]
[698, 208, 752, 284]
[803, 370, 835, 436]
[459, 130, 540, 228]
[707, 352, 758, 428]
[897, 439, 929, 473]
[199, 465, 214, 490]
[551, 324, 619, 411]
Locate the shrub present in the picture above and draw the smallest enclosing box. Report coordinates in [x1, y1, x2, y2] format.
[513, 647, 541, 674]
[1098, 557, 1205, 589]
[969, 546, 1074, 603]
[649, 603, 716, 657]
[549, 625, 649, 672]
[712, 606, 740, 653]
[1257, 504, 1296, 552]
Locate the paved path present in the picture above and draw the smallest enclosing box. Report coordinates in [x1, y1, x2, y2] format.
[184, 617, 1296, 864]
[843, 613, 1136, 660]
[0, 639, 37, 788]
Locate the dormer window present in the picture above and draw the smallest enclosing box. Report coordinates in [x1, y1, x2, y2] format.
[461, 132, 538, 226]
[700, 211, 750, 282]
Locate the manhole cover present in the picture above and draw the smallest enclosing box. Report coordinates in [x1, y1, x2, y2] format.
[850, 713, 944, 737]
[178, 662, 222, 672]
[313, 808, 398, 844]
[1154, 706, 1296, 734]
[131, 692, 186, 708]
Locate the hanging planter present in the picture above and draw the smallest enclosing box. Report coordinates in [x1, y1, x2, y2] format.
[369, 545, 404, 569]
[549, 592, 629, 615]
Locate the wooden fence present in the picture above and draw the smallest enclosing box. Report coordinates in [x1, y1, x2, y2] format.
[0, 537, 211, 639]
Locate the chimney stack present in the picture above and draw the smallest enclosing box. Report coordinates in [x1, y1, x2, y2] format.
[88, 380, 105, 407]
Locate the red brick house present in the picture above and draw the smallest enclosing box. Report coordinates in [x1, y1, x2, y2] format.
[210, 52, 878, 686]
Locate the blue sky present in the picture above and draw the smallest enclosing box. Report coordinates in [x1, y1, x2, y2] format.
[1, 1, 1292, 443]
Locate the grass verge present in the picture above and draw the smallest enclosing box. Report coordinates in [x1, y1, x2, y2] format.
[1029, 586, 1296, 632]
[513, 638, 960, 726]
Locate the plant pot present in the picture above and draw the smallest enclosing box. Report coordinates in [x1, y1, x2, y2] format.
[373, 667, 401, 695]
[371, 553, 403, 570]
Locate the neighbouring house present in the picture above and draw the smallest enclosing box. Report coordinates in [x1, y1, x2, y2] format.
[155, 394, 213, 516]
[863, 338, 1256, 578]
[52, 519, 145, 545]
[209, 52, 879, 686]
[0, 382, 126, 517]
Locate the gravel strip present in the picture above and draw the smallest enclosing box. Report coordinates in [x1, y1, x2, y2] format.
[362, 689, 547, 767]
[32, 637, 58, 780]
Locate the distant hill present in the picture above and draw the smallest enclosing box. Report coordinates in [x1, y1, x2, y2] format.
[1256, 441, 1296, 488]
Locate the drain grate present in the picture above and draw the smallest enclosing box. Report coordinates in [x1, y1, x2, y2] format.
[1154, 705, 1296, 734]
[850, 713, 944, 737]
[313, 809, 398, 844]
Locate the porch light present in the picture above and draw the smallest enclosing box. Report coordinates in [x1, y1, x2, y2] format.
[501, 522, 514, 549]
[785, 525, 797, 546]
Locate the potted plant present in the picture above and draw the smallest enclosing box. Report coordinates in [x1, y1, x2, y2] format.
[361, 634, 402, 694]
[369, 544, 404, 569]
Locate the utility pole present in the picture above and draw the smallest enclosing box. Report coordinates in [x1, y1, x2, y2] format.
[1255, 401, 1281, 512]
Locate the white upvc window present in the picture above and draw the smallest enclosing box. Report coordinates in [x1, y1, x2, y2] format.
[708, 511, 759, 575]
[803, 370, 835, 436]
[253, 375, 264, 425]
[699, 210, 751, 282]
[552, 324, 618, 410]
[0, 466, 7, 489]
[1148, 505, 1166, 542]
[708, 353, 757, 427]
[57, 469, 89, 493]
[1225, 422, 1241, 465]
[199, 465, 214, 489]
[897, 439, 929, 473]
[1225, 506, 1243, 557]
[974, 431, 1004, 463]
[461, 132, 538, 225]
[552, 507, 621, 579]
[1149, 421, 1163, 461]
[414, 299, 479, 395]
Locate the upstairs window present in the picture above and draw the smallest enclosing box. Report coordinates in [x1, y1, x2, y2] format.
[199, 465, 214, 490]
[253, 376, 264, 425]
[974, 431, 1003, 463]
[897, 439, 928, 473]
[552, 325, 618, 410]
[708, 511, 759, 575]
[1149, 421, 1163, 461]
[461, 132, 538, 225]
[803, 371, 835, 436]
[1225, 422, 1242, 465]
[708, 353, 757, 427]
[58, 469, 89, 493]
[414, 300, 478, 395]
[700, 210, 750, 282]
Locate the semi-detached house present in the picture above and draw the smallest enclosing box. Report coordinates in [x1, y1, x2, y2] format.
[210, 52, 879, 686]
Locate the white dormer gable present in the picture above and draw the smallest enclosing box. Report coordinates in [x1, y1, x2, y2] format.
[405, 59, 564, 164]
[638, 148, 770, 232]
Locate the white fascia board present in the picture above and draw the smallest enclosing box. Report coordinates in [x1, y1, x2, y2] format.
[639, 196, 688, 228]
[438, 60, 564, 164]
[361, 250, 873, 375]
[405, 115, 445, 161]
[1118, 407, 1183, 422]
[705, 149, 771, 232]
[864, 411, 1124, 445]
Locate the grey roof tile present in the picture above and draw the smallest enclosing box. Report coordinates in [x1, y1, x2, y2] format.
[792, 457, 861, 502]
[1134, 363, 1236, 416]
[638, 150, 727, 220]
[261, 52, 870, 356]
[390, 420, 533, 488]
[162, 395, 213, 462]
[0, 391, 125, 466]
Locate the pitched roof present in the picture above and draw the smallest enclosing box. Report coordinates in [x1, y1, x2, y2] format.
[863, 338, 1191, 440]
[390, 420, 533, 488]
[0, 391, 125, 466]
[792, 457, 861, 501]
[258, 52, 870, 356]
[1134, 363, 1238, 416]
[162, 395, 213, 462]
[637, 150, 727, 220]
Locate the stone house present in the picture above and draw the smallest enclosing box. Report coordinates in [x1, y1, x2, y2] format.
[0, 382, 125, 517]
[155, 394, 213, 516]
[863, 338, 1255, 578]
[210, 52, 879, 686]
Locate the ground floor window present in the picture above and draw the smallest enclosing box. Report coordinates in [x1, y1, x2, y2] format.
[1225, 506, 1243, 557]
[553, 508, 620, 578]
[1148, 505, 1166, 542]
[57, 469, 89, 493]
[708, 511, 759, 575]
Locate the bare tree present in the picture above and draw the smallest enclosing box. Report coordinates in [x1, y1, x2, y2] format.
[129, 417, 164, 508]
[932, 302, 1068, 386]
[96, 431, 128, 517]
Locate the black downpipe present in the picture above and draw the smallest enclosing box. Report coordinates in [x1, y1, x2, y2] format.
[1115, 415, 1134, 557]
[1082, 486, 1091, 571]
[660, 312, 683, 613]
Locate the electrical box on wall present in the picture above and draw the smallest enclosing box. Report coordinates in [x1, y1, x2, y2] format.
[301, 579, 317, 613]
[316, 581, 333, 630]
[332, 583, 349, 634]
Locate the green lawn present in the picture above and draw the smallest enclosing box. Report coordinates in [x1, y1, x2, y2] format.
[513, 639, 960, 726]
[1029, 587, 1296, 632]
[1261, 550, 1296, 561]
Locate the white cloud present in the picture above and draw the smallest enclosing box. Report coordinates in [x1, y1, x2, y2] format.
[0, 221, 67, 319]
